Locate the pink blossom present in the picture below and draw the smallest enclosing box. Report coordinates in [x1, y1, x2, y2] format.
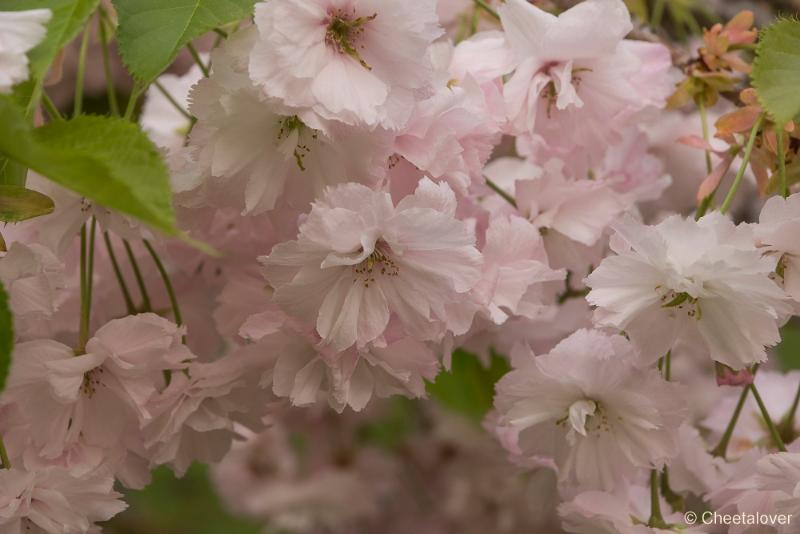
[142, 353, 267, 476]
[471, 215, 565, 325]
[492, 329, 686, 491]
[393, 73, 501, 196]
[0, 242, 65, 340]
[186, 28, 393, 214]
[261, 178, 482, 350]
[756, 192, 800, 304]
[586, 213, 791, 368]
[249, 0, 443, 130]
[499, 0, 672, 167]
[251, 324, 438, 412]
[0, 466, 126, 534]
[2, 314, 192, 460]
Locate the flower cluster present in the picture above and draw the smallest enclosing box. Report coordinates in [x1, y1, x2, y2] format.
[3, 0, 800, 532]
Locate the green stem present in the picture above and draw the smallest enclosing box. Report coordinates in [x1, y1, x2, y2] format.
[85, 217, 97, 331]
[485, 177, 517, 209]
[647, 469, 667, 528]
[711, 383, 750, 458]
[78, 224, 89, 352]
[103, 231, 136, 314]
[777, 128, 788, 198]
[98, 8, 120, 116]
[41, 92, 63, 121]
[123, 239, 152, 312]
[751, 382, 787, 452]
[720, 113, 765, 214]
[123, 83, 145, 121]
[651, 0, 666, 28]
[154, 81, 193, 121]
[143, 239, 183, 327]
[186, 43, 210, 77]
[473, 0, 500, 21]
[0, 436, 9, 469]
[779, 381, 800, 444]
[25, 78, 44, 121]
[74, 24, 92, 116]
[698, 97, 713, 176]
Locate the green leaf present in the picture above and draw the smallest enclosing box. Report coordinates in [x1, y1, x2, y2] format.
[752, 18, 800, 126]
[0, 281, 13, 393]
[356, 397, 421, 450]
[0, 159, 28, 188]
[776, 322, 800, 371]
[0, 185, 54, 222]
[108, 464, 261, 534]
[0, 95, 177, 235]
[113, 0, 256, 83]
[2, 0, 100, 81]
[624, 0, 648, 22]
[427, 349, 510, 422]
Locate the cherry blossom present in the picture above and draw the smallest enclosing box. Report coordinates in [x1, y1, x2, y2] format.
[261, 178, 482, 350]
[498, 0, 672, 167]
[586, 213, 792, 368]
[492, 329, 686, 491]
[249, 0, 443, 130]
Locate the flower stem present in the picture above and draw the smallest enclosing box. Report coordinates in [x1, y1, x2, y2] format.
[720, 113, 765, 214]
[41, 92, 63, 121]
[74, 23, 92, 116]
[694, 96, 717, 219]
[485, 177, 517, 209]
[98, 8, 120, 116]
[0, 436, 9, 469]
[647, 469, 668, 528]
[154, 81, 194, 121]
[698, 97, 713, 176]
[473, 0, 500, 21]
[77, 219, 97, 353]
[103, 231, 136, 314]
[651, 0, 666, 28]
[777, 128, 788, 198]
[123, 82, 145, 121]
[711, 385, 750, 458]
[78, 224, 88, 352]
[186, 42, 210, 77]
[779, 381, 800, 444]
[143, 240, 183, 328]
[123, 239, 152, 312]
[658, 351, 672, 381]
[86, 218, 96, 322]
[751, 382, 787, 452]
[25, 78, 44, 121]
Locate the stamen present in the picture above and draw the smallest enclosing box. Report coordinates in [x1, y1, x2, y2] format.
[276, 116, 319, 171]
[81, 367, 105, 398]
[353, 242, 399, 287]
[326, 9, 377, 70]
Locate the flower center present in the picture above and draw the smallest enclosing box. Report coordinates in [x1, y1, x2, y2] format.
[538, 64, 591, 118]
[657, 286, 702, 320]
[276, 116, 319, 171]
[325, 9, 376, 70]
[557, 399, 612, 444]
[81, 367, 105, 398]
[353, 241, 399, 288]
